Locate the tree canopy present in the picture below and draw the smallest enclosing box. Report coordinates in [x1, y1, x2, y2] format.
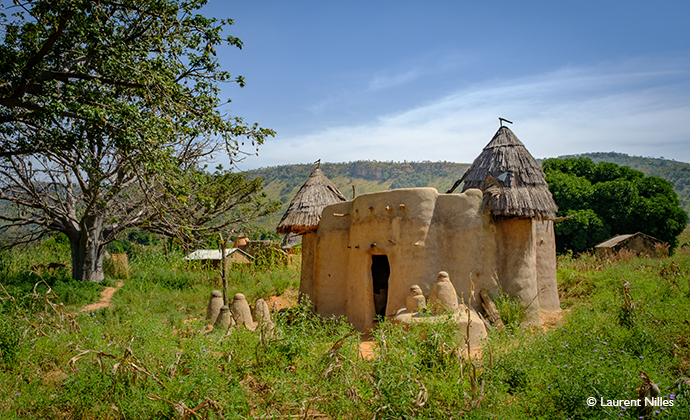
[0, 0, 277, 281]
[0, 0, 273, 160]
[543, 157, 688, 254]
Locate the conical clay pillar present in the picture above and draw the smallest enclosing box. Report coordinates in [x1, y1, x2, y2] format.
[215, 305, 234, 329]
[253, 298, 274, 330]
[231, 293, 257, 330]
[406, 285, 426, 313]
[429, 271, 459, 315]
[205, 290, 224, 322]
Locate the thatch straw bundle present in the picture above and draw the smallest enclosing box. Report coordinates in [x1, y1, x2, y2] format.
[109, 254, 129, 278]
[461, 126, 557, 220]
[276, 167, 347, 235]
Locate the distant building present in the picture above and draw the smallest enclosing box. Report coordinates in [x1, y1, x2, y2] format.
[184, 248, 253, 267]
[595, 232, 667, 258]
[281, 233, 302, 250]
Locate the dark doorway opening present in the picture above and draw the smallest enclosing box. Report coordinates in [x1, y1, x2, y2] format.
[371, 255, 390, 318]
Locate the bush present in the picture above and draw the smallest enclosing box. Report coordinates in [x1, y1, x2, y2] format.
[0, 316, 21, 367]
[493, 292, 526, 328]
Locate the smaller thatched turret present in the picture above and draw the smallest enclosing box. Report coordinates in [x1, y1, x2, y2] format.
[461, 126, 557, 220]
[276, 166, 347, 235]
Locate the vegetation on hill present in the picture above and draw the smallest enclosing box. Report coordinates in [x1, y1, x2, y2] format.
[1, 230, 689, 418]
[244, 154, 690, 236]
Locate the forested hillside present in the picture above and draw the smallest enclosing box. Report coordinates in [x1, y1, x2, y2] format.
[244, 154, 690, 235]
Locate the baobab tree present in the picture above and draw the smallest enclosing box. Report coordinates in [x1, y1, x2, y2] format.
[0, 0, 276, 281]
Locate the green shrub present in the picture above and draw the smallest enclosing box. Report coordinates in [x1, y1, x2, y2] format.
[493, 292, 525, 328]
[0, 316, 21, 367]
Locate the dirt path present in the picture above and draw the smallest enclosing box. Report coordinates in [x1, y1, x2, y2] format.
[80, 281, 124, 312]
[358, 341, 377, 360]
[263, 289, 298, 311]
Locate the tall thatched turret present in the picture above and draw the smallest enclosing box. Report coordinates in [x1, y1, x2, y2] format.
[276, 166, 347, 235]
[460, 125, 561, 325]
[461, 125, 557, 220]
[276, 165, 347, 302]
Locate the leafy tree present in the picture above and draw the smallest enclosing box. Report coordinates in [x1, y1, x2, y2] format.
[590, 180, 639, 234]
[248, 227, 281, 241]
[544, 170, 592, 212]
[142, 165, 280, 244]
[553, 152, 690, 217]
[544, 156, 596, 179]
[0, 0, 276, 281]
[543, 158, 688, 254]
[127, 230, 158, 246]
[553, 209, 609, 254]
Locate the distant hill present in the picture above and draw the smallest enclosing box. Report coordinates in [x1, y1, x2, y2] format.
[555, 152, 690, 215]
[245, 154, 690, 234]
[3, 154, 686, 243]
[3, 153, 686, 240]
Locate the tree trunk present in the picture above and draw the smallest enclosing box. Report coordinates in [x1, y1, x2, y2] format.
[68, 216, 106, 282]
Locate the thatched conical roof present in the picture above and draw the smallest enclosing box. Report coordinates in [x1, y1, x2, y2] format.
[461, 126, 558, 220]
[276, 166, 347, 235]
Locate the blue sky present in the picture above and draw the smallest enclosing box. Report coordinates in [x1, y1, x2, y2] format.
[203, 1, 690, 169]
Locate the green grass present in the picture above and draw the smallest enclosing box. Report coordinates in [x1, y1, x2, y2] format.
[0, 231, 689, 419]
[0, 238, 103, 312]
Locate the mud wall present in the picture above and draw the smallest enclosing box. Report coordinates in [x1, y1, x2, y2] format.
[305, 187, 559, 331]
[298, 232, 316, 300]
[535, 220, 560, 312]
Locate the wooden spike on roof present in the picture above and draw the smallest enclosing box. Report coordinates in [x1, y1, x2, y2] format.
[276, 166, 347, 235]
[461, 126, 558, 220]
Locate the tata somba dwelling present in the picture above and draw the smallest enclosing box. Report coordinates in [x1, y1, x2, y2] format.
[277, 126, 561, 333]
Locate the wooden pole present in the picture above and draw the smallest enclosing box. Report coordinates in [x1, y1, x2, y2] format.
[219, 233, 228, 306]
[446, 169, 469, 194]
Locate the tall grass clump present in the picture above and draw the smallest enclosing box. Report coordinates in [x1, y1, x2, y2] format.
[493, 291, 526, 328]
[0, 315, 21, 368]
[367, 316, 473, 419]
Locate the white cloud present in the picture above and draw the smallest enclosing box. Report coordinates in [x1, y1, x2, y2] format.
[240, 57, 690, 169]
